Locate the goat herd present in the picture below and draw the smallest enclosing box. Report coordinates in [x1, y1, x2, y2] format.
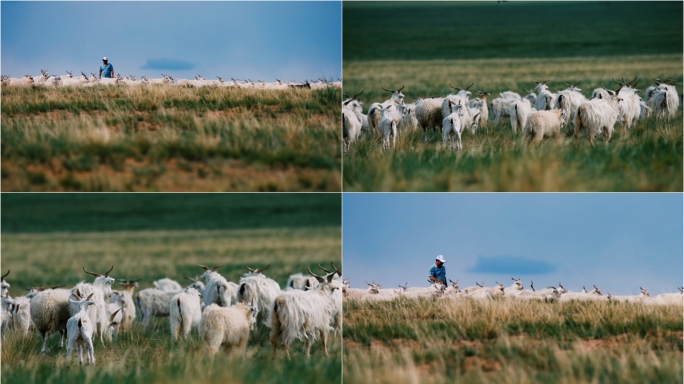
[345, 277, 684, 305]
[0, 263, 342, 365]
[1, 70, 342, 90]
[342, 77, 680, 152]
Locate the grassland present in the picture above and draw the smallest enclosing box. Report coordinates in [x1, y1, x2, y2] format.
[343, 297, 683, 384]
[1, 85, 341, 192]
[1, 194, 341, 384]
[342, 0, 683, 191]
[343, 2, 683, 61]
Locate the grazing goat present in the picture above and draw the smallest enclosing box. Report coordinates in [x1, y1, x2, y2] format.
[71, 266, 115, 345]
[524, 109, 567, 145]
[367, 85, 406, 134]
[66, 293, 96, 365]
[238, 264, 281, 326]
[270, 270, 340, 358]
[200, 302, 258, 358]
[170, 288, 203, 340]
[199, 265, 239, 308]
[574, 87, 622, 145]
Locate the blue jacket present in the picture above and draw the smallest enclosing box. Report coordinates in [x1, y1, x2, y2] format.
[100, 63, 114, 78]
[429, 264, 446, 285]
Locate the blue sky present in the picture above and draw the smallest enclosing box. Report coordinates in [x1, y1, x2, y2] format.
[1, 2, 341, 81]
[343, 194, 683, 295]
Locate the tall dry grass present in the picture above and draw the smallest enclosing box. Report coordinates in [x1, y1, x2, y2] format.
[344, 297, 683, 384]
[1, 85, 341, 191]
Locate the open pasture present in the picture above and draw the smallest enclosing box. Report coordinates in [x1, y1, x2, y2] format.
[342, 1, 683, 192]
[343, 297, 683, 384]
[1, 85, 341, 192]
[343, 55, 683, 191]
[1, 194, 342, 384]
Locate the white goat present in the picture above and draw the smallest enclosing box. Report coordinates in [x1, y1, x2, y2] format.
[238, 264, 281, 326]
[153, 278, 182, 291]
[367, 85, 406, 134]
[524, 109, 567, 145]
[66, 293, 96, 365]
[555, 81, 587, 128]
[574, 88, 622, 144]
[270, 272, 340, 358]
[200, 302, 258, 358]
[170, 287, 203, 340]
[442, 102, 465, 150]
[70, 266, 115, 345]
[198, 265, 239, 308]
[510, 98, 534, 134]
[651, 81, 679, 118]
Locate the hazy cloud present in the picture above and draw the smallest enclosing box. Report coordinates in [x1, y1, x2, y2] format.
[141, 59, 195, 71]
[466, 255, 557, 275]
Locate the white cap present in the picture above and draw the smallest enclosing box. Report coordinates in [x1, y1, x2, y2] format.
[102, 57, 108, 61]
[436, 255, 446, 263]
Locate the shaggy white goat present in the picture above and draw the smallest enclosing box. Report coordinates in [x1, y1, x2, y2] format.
[523, 109, 567, 145]
[270, 271, 340, 358]
[574, 89, 622, 145]
[200, 302, 258, 358]
[238, 264, 281, 326]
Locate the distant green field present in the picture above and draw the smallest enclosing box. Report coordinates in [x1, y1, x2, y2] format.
[1, 193, 341, 233]
[1, 194, 341, 384]
[343, 2, 683, 61]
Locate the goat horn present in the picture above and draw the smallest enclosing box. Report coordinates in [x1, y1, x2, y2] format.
[381, 86, 395, 93]
[211, 265, 222, 272]
[244, 265, 256, 273]
[82, 267, 101, 277]
[71, 293, 82, 301]
[465, 83, 473, 91]
[573, 80, 581, 87]
[1, 270, 8, 281]
[255, 264, 270, 273]
[197, 265, 209, 271]
[352, 90, 364, 99]
[343, 93, 350, 98]
[317, 263, 332, 273]
[308, 267, 325, 283]
[109, 307, 122, 322]
[632, 78, 640, 88]
[50, 284, 66, 290]
[104, 265, 114, 277]
[449, 83, 462, 91]
[331, 261, 341, 276]
[183, 275, 197, 282]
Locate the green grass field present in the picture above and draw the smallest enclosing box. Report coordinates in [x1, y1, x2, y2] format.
[343, 2, 683, 61]
[1, 86, 341, 192]
[1, 194, 342, 384]
[342, 2, 683, 192]
[343, 297, 683, 384]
